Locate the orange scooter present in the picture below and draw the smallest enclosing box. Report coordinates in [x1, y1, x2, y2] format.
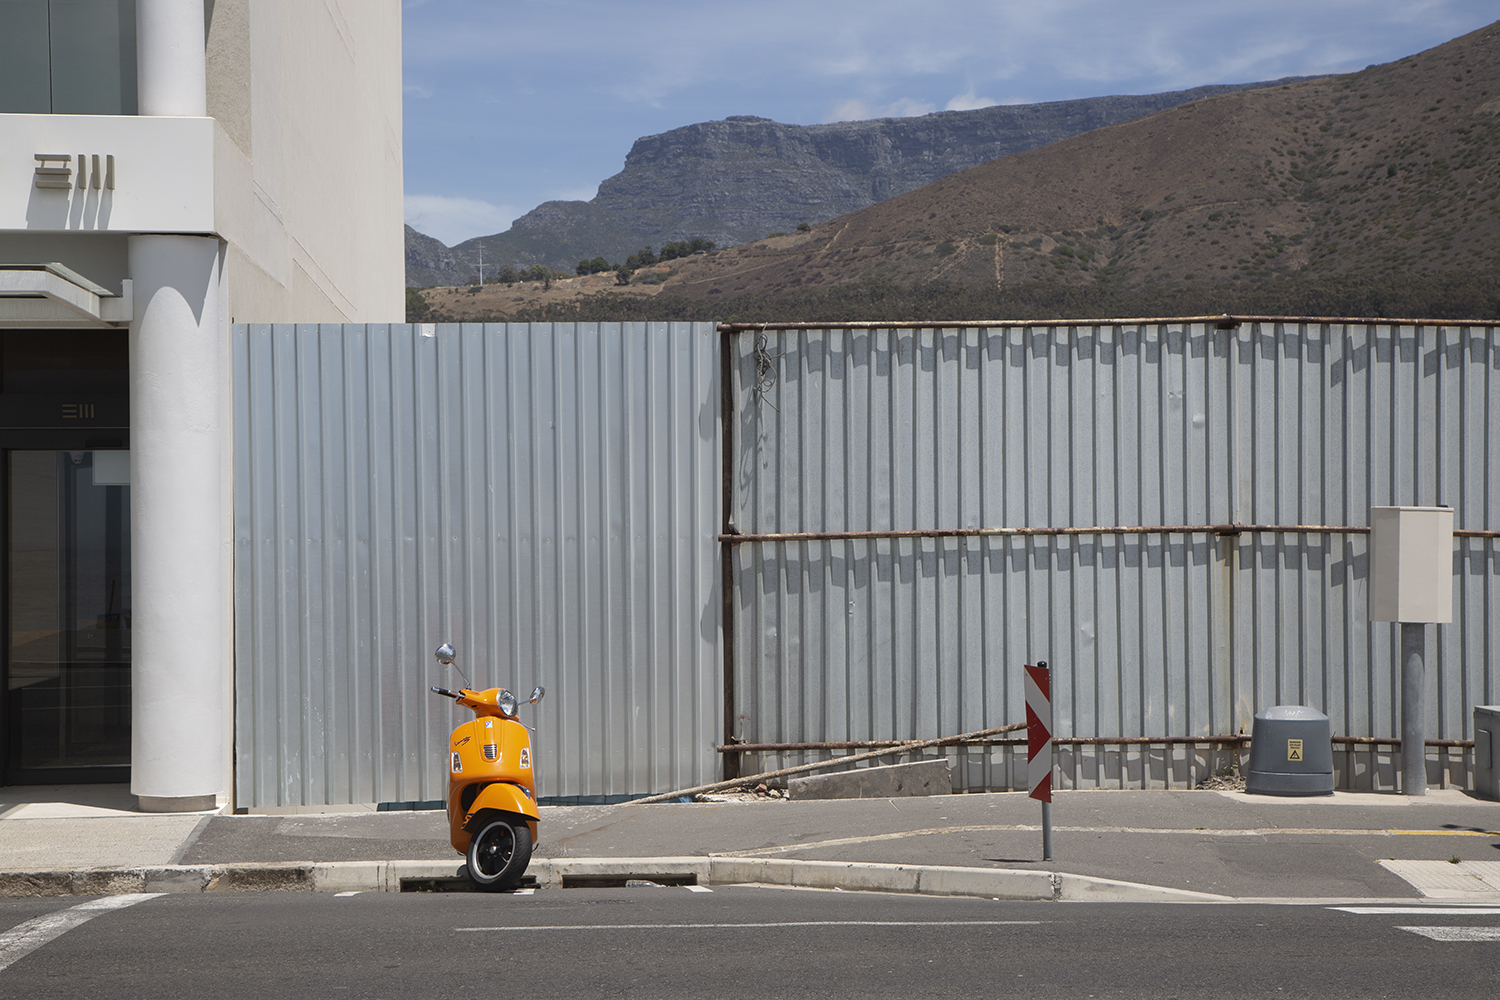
[431, 642, 545, 890]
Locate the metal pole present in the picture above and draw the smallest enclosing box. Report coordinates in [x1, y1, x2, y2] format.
[1401, 622, 1426, 796]
[720, 330, 739, 781]
[1042, 801, 1053, 862]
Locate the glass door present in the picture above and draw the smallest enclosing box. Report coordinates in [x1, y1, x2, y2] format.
[4, 450, 131, 781]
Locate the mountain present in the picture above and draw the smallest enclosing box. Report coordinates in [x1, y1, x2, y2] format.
[636, 20, 1500, 318]
[404, 225, 462, 289]
[407, 78, 1316, 287]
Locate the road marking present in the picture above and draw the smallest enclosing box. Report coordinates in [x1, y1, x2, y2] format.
[720, 825, 1500, 857]
[334, 892, 362, 897]
[513, 888, 535, 896]
[686, 886, 713, 893]
[1333, 906, 1500, 915]
[1398, 926, 1500, 941]
[456, 920, 1043, 932]
[0, 894, 161, 973]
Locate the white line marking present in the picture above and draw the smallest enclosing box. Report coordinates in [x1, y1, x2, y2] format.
[513, 888, 535, 896]
[722, 825, 1500, 857]
[686, 886, 713, 893]
[334, 892, 362, 897]
[1398, 926, 1500, 941]
[1332, 907, 1500, 915]
[0, 894, 161, 973]
[456, 920, 1043, 932]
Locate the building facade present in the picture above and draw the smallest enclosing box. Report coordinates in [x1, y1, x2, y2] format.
[0, 0, 403, 809]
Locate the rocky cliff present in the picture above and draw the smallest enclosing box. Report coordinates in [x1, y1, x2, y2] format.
[409, 77, 1313, 286]
[404, 225, 462, 290]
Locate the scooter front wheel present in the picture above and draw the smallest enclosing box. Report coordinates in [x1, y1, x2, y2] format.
[465, 816, 533, 891]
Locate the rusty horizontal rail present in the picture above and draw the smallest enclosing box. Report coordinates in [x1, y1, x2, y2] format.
[719, 735, 1475, 752]
[721, 524, 1500, 543]
[718, 315, 1500, 333]
[1334, 736, 1475, 748]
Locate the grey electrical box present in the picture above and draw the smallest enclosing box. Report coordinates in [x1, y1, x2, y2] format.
[1246, 706, 1335, 796]
[1475, 706, 1500, 802]
[1369, 506, 1454, 623]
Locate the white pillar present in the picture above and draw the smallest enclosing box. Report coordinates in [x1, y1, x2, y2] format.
[136, 0, 207, 117]
[128, 235, 224, 812]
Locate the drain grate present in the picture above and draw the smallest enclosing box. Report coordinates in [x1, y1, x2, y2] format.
[400, 874, 540, 893]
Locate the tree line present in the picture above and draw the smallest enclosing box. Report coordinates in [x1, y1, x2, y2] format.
[576, 238, 718, 283]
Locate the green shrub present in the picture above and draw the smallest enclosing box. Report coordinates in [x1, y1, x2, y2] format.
[405, 287, 431, 322]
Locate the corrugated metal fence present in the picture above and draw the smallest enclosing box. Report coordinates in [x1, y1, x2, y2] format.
[234, 320, 1500, 807]
[233, 323, 720, 808]
[725, 321, 1500, 791]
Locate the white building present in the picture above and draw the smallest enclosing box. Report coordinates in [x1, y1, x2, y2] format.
[0, 0, 403, 810]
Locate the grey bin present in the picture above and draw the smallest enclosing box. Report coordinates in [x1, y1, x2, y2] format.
[1476, 706, 1500, 802]
[1246, 706, 1334, 796]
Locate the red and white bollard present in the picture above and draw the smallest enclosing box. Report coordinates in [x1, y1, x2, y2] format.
[1025, 661, 1053, 861]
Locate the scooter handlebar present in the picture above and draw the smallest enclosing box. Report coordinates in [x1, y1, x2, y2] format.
[429, 685, 460, 699]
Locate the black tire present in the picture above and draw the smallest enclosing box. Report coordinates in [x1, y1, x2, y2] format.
[465, 815, 533, 891]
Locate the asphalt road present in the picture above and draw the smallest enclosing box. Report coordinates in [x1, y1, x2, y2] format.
[2, 887, 1498, 998]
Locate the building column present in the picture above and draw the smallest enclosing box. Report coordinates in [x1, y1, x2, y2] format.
[130, 0, 219, 812]
[128, 235, 224, 812]
[136, 0, 208, 117]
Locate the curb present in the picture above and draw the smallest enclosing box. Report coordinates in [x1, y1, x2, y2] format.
[0, 857, 1228, 902]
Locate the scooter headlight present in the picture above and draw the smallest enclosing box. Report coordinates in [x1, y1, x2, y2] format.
[497, 689, 518, 718]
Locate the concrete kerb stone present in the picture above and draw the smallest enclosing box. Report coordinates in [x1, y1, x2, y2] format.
[0, 859, 1230, 901]
[912, 865, 1059, 901]
[1055, 872, 1230, 903]
[0, 870, 141, 897]
[0, 864, 316, 896]
[312, 861, 456, 893]
[203, 864, 314, 892]
[143, 866, 216, 893]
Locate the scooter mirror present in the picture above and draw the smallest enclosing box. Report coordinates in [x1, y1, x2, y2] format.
[435, 643, 456, 666]
[529, 686, 545, 705]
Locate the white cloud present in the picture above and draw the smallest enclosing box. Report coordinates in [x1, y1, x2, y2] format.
[945, 91, 998, 112]
[404, 195, 517, 247]
[826, 96, 937, 123]
[827, 99, 874, 123]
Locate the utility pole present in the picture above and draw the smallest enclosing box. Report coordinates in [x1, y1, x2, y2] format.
[1369, 506, 1454, 796]
[477, 245, 485, 286]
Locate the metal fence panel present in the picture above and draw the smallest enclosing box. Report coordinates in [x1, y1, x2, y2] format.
[728, 322, 1500, 790]
[234, 323, 720, 808]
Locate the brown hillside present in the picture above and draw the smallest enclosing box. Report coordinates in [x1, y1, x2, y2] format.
[661, 21, 1500, 302]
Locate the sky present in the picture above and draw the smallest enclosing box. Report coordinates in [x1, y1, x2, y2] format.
[401, 0, 1500, 247]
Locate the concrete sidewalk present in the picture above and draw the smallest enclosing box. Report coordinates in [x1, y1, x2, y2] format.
[1, 784, 1497, 901]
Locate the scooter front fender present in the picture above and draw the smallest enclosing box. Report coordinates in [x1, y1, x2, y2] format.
[468, 781, 539, 825]
[451, 782, 540, 854]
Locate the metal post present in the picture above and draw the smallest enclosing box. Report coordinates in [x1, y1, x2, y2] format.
[1042, 801, 1053, 862]
[1401, 622, 1426, 796]
[720, 330, 739, 781]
